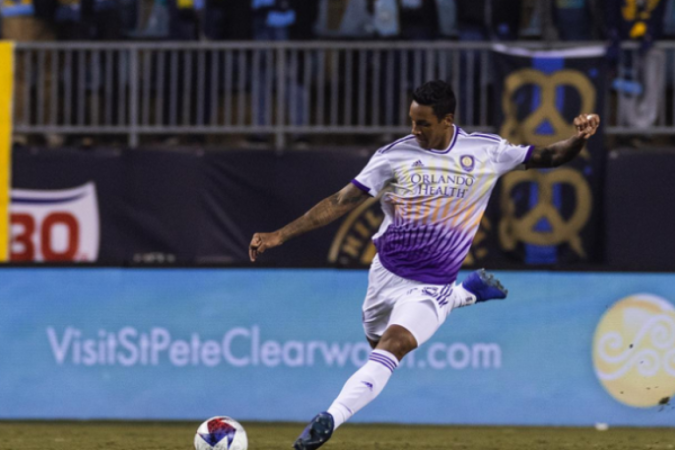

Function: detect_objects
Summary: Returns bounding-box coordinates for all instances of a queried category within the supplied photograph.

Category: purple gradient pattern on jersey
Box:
[374,224,473,284]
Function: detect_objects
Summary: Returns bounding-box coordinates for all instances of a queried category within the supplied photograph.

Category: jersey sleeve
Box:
[488,139,534,175]
[352,151,394,197]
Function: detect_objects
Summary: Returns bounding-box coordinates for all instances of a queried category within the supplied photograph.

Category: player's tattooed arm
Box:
[526,114,600,169]
[249,182,369,262]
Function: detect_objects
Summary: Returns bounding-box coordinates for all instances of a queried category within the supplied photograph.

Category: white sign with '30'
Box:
[10,182,100,262]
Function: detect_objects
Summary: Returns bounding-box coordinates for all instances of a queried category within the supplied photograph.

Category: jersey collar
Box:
[427,124,458,154]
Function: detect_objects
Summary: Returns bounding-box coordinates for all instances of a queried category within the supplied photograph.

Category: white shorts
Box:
[362,254,461,347]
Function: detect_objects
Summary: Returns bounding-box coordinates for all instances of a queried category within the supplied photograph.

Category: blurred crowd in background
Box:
[1,0,674,45]
[4,0,675,150]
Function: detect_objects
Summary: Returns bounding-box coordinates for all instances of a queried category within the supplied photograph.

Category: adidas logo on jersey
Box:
[412,160,424,168]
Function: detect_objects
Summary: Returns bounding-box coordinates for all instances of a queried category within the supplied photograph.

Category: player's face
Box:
[409,101,454,150]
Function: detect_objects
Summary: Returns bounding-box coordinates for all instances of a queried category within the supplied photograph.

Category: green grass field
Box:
[1,421,674,450]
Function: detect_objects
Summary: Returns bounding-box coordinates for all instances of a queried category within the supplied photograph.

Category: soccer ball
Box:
[194,416,248,450]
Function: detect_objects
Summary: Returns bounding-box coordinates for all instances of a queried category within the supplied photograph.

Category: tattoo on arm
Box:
[277,183,369,243]
[329,192,365,206]
[527,135,585,169]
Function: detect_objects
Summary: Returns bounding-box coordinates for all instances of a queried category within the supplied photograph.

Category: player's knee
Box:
[377,326,418,360]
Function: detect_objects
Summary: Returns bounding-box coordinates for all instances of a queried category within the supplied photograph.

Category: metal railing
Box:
[12,41,675,148]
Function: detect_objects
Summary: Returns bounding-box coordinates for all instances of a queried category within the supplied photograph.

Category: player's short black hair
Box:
[412,80,456,120]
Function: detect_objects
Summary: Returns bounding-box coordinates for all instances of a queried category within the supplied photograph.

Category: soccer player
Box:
[248,80,600,450]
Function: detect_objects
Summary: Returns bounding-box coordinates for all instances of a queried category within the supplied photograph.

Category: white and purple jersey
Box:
[351,125,533,285]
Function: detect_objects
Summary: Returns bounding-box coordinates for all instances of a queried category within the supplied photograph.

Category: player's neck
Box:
[433,124,455,151]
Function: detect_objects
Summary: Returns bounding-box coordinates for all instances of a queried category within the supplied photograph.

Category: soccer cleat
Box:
[293,412,334,450]
[461,269,508,303]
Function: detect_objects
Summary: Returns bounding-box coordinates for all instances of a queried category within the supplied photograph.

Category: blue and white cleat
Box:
[293,412,334,450]
[462,269,508,303]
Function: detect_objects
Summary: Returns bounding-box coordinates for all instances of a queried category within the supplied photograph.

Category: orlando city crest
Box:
[460,155,475,172]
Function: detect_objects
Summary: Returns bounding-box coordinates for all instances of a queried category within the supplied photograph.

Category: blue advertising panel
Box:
[0,269,673,426]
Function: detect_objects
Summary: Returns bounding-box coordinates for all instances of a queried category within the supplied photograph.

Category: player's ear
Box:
[443,113,454,127]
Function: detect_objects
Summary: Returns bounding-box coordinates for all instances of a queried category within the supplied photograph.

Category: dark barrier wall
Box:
[11,146,675,269]
[12,148,205,263]
[605,148,675,271]
[11,147,372,265]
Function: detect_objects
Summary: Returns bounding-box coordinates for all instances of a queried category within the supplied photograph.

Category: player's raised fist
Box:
[574,113,600,140]
[249,231,283,262]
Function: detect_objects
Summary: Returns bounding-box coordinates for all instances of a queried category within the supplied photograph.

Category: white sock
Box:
[326,349,399,429]
[453,282,477,307]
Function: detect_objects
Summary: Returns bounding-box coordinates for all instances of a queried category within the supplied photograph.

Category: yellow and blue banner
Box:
[0,42,13,262]
[492,45,607,265]
[1,0,34,17]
